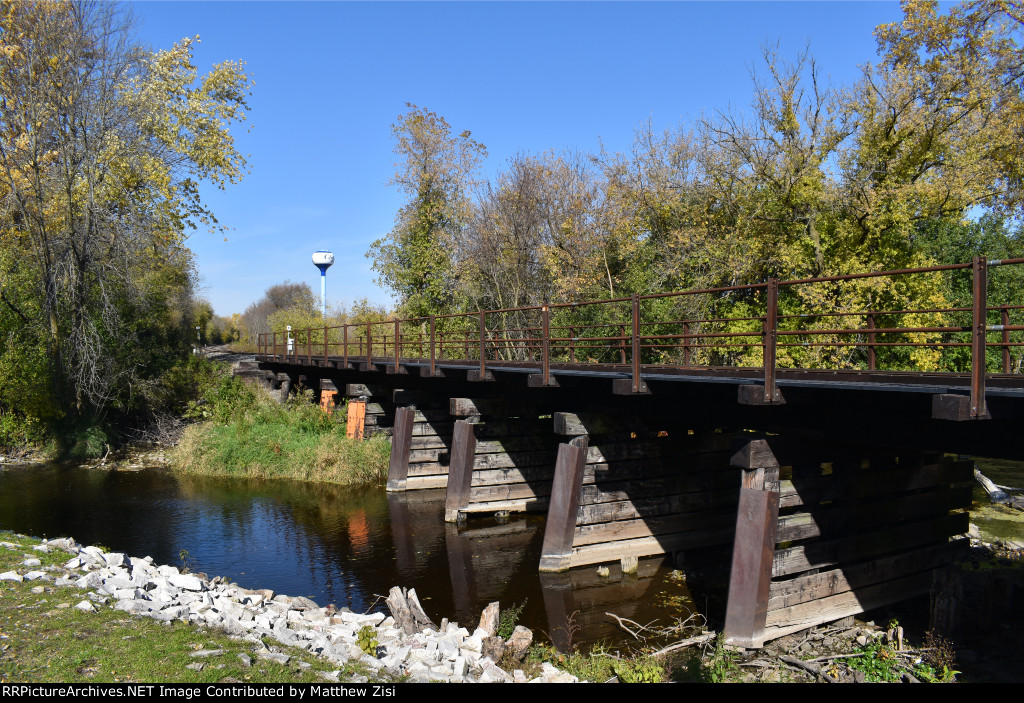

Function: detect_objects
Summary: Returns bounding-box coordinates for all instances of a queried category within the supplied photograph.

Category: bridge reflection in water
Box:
[255,258,1024,647]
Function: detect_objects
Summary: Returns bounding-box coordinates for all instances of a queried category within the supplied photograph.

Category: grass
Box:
[0,531,397,684]
[171,370,390,485]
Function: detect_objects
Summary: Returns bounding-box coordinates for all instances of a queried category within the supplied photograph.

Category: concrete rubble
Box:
[1,536,582,683]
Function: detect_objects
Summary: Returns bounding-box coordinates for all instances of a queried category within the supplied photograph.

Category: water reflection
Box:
[0,464,696,647]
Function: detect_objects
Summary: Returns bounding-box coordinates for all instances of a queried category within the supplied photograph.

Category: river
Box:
[0,462,702,650]
[1,457,1020,652]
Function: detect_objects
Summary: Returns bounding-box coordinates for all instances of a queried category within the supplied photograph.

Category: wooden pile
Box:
[725,437,972,647]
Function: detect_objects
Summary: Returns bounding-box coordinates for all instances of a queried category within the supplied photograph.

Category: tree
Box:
[839,0,1024,262]
[240,281,316,344]
[368,104,486,318]
[0,1,252,442]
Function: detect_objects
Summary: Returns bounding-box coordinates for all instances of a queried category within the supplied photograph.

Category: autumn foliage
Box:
[369,0,1024,372]
[0,1,252,450]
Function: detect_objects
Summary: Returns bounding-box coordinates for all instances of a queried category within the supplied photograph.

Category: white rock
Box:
[21,558,41,567]
[23,570,48,581]
[168,573,203,591]
[0,571,23,582]
[103,552,128,568]
[75,600,96,612]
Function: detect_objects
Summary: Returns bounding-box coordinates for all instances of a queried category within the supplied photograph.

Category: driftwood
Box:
[386,586,436,635]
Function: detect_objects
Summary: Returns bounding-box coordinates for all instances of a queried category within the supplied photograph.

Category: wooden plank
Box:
[772,513,969,577]
[385,406,416,492]
[444,420,477,522]
[405,475,449,490]
[778,460,974,508]
[573,511,737,546]
[408,448,446,464]
[464,449,560,471]
[407,462,450,477]
[724,487,780,648]
[566,531,722,569]
[539,442,588,572]
[761,572,933,644]
[470,482,551,503]
[579,476,738,506]
[775,485,973,543]
[767,540,966,610]
[409,436,450,451]
[468,436,562,455]
[460,498,547,514]
[582,453,734,485]
[576,488,741,525]
[411,420,454,436]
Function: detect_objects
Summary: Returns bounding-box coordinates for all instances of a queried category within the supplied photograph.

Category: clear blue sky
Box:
[130,0,913,317]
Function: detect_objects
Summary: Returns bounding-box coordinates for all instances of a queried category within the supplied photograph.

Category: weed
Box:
[701,634,738,683]
[356,626,379,657]
[497,598,527,639]
[847,640,900,682]
[611,656,665,683]
[178,549,197,574]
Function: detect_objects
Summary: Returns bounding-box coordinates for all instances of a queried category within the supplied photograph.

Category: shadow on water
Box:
[0,463,700,649]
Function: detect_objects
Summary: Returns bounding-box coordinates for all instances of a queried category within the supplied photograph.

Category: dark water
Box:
[0,464,699,649]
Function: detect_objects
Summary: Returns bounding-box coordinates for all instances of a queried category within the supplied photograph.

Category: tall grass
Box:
[171,372,390,485]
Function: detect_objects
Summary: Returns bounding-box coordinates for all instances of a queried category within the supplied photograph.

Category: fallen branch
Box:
[779,655,839,683]
[649,632,717,657]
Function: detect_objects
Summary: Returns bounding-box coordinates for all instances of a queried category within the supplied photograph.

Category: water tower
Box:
[312,251,334,318]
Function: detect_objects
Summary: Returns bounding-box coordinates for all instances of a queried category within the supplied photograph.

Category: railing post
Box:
[430,316,436,376]
[971,256,989,418]
[343,325,348,368]
[542,304,551,385]
[1001,306,1010,374]
[866,312,877,371]
[306,328,311,365]
[273,332,277,360]
[366,322,373,366]
[619,324,626,364]
[631,293,641,393]
[478,311,486,378]
[324,325,328,364]
[394,318,401,372]
[683,322,691,367]
[568,325,575,364]
[764,279,780,403]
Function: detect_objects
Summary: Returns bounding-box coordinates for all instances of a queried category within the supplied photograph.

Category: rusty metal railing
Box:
[258,257,1024,419]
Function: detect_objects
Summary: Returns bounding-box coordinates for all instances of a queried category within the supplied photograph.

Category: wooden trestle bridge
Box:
[253,257,1024,647]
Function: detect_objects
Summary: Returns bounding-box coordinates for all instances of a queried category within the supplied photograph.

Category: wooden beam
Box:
[539,440,588,572]
[724,440,781,648]
[932,393,972,421]
[444,420,478,522]
[346,400,366,440]
[386,406,416,492]
[737,384,786,406]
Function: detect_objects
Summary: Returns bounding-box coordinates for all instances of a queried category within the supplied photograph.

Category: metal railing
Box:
[259,257,1024,419]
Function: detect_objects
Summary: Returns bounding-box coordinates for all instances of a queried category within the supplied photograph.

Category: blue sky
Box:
[130,1,912,317]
